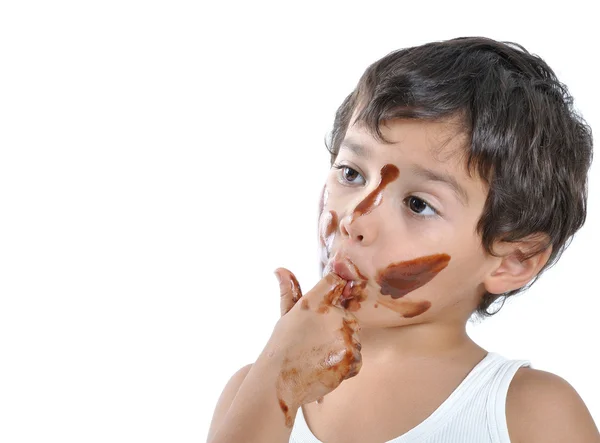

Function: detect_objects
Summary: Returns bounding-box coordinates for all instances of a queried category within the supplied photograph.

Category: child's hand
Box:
[266,268,363,418]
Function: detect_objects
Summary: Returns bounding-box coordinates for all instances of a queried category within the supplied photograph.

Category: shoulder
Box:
[207,363,254,442]
[506,367,600,442]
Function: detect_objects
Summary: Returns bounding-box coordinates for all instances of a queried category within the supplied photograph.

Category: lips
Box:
[331,260,360,281]
[327,257,367,304]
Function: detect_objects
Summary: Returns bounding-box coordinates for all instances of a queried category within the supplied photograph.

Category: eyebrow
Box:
[340,140,372,160]
[409,164,470,206]
[340,139,469,206]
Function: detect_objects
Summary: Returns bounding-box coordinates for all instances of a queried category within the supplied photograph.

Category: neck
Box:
[357,319,483,365]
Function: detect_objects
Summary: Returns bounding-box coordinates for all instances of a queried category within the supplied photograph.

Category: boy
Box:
[207,37,598,442]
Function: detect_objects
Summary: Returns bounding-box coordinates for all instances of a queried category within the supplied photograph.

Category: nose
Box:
[339,210,378,246]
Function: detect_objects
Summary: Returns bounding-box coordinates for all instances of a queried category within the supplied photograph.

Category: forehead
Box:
[342,117,469,170]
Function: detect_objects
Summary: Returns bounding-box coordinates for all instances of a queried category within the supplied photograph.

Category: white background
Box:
[1,1,598,442]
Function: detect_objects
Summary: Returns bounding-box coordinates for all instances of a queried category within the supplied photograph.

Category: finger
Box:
[344,315,361,334]
[341,316,361,350]
[347,325,362,351]
[341,310,361,339]
[345,353,363,380]
[303,272,347,308]
[275,267,303,316]
[346,337,363,380]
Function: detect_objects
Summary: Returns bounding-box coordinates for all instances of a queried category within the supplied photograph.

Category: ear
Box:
[483,234,553,295]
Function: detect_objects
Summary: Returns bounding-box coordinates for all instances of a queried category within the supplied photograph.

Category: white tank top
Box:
[290,352,530,443]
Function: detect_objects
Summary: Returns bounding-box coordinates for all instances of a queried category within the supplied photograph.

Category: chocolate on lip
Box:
[319,256,370,312]
[331,260,359,282]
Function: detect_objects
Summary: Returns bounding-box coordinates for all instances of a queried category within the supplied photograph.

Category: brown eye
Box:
[406,196,439,217]
[408,196,427,213]
[332,163,365,185]
[343,167,360,182]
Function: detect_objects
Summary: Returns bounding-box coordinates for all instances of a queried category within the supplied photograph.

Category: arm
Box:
[206,270,361,443]
[206,350,298,443]
[206,363,253,442]
[507,367,600,443]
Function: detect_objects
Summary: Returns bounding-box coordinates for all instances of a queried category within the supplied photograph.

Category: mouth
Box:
[327,257,367,304]
[331,260,359,281]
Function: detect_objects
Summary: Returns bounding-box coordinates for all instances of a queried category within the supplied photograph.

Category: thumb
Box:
[275,267,302,316]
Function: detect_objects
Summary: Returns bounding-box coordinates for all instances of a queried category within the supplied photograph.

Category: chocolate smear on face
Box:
[318,185,332,275]
[318,184,329,216]
[350,164,399,222]
[319,210,338,249]
[318,209,339,275]
[377,253,451,299]
[401,301,432,318]
[376,297,432,318]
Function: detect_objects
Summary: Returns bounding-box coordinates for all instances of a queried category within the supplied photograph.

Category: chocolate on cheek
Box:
[317,183,328,217]
[317,182,338,271]
[376,298,432,318]
[318,185,330,275]
[318,184,329,216]
[319,210,339,250]
[377,254,451,299]
[375,254,451,318]
[318,209,337,276]
[402,301,432,318]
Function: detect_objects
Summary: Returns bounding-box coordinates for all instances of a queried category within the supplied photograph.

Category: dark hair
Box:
[326,36,593,318]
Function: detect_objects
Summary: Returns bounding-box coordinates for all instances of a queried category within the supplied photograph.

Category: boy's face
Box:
[319,117,496,327]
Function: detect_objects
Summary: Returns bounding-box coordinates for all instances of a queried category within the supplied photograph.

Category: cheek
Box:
[445,254,491,296]
[367,253,451,319]
[376,254,452,299]
[443,231,491,282]
[318,210,339,251]
[317,186,339,268]
[318,184,328,216]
